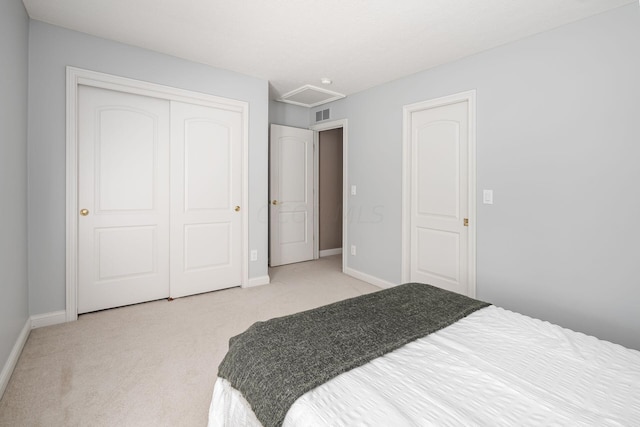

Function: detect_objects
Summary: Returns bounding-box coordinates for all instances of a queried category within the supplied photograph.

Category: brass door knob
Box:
[80,209,89,216]
[272,200,278,205]
[235,206,241,212]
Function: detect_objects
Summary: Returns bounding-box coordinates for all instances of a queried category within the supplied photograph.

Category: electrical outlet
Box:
[250,250,258,261]
[350,245,356,256]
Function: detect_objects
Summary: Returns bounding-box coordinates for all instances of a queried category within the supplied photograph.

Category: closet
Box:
[76,84,244,313]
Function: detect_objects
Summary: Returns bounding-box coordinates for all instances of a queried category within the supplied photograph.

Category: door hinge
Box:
[463,218,469,227]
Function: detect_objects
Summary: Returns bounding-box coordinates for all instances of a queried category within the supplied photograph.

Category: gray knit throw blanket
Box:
[217,282,490,427]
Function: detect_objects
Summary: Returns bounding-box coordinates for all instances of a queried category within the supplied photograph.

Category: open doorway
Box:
[268,120,347,271]
[318,128,343,258]
[311,119,348,272]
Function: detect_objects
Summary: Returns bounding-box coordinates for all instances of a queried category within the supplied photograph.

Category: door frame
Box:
[401,90,477,297]
[66,67,249,321]
[310,119,348,272]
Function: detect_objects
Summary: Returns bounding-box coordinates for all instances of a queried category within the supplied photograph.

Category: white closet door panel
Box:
[185,120,231,210]
[78,86,170,313]
[183,223,231,270]
[96,226,157,280]
[170,101,243,298]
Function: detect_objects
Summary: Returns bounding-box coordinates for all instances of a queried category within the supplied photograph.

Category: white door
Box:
[169,101,243,297]
[78,86,171,313]
[270,124,314,266]
[408,98,472,296]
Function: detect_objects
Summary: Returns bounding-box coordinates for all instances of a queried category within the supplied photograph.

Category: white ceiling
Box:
[22,0,634,102]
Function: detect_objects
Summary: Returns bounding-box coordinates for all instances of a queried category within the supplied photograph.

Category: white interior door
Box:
[78,86,170,313]
[169,101,243,298]
[270,124,314,266]
[409,99,471,296]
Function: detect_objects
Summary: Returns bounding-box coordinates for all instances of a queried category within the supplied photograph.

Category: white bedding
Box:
[209,306,640,426]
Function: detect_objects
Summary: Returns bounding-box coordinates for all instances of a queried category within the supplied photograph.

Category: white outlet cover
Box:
[483,190,494,204]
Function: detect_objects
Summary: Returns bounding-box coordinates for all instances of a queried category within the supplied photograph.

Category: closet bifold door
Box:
[77,86,171,314]
[169,101,243,298]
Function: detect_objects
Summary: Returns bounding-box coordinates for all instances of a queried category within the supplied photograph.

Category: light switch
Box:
[483,190,494,205]
[351,185,357,196]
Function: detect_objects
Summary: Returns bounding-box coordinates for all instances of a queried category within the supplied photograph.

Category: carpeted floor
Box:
[0,256,378,427]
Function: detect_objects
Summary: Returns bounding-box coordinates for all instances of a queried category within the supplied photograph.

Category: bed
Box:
[208,283,640,426]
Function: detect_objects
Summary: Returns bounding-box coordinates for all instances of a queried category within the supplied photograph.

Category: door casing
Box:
[401,90,477,297]
[66,66,249,321]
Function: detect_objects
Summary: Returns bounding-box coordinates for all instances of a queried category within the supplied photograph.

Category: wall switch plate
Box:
[250,250,258,261]
[350,245,356,256]
[351,185,357,196]
[483,190,494,204]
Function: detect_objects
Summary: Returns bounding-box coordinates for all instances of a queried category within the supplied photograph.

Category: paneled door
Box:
[78,86,171,313]
[269,124,314,266]
[77,85,244,313]
[169,101,243,298]
[407,96,473,296]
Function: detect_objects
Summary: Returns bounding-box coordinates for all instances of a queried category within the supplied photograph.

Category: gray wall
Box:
[28,21,269,316]
[312,4,640,349]
[0,0,30,375]
[269,100,310,129]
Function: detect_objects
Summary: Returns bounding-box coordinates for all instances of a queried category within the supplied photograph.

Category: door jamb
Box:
[310,119,348,273]
[401,90,476,297]
[66,67,249,321]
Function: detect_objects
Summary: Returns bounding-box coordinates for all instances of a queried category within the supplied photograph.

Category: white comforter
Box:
[209,306,640,426]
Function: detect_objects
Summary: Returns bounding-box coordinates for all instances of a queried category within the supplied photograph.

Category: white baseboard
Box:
[31,310,67,329]
[343,267,397,289]
[320,248,343,257]
[243,275,270,288]
[0,317,31,399]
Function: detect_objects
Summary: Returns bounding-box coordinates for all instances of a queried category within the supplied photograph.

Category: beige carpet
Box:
[0,256,378,427]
